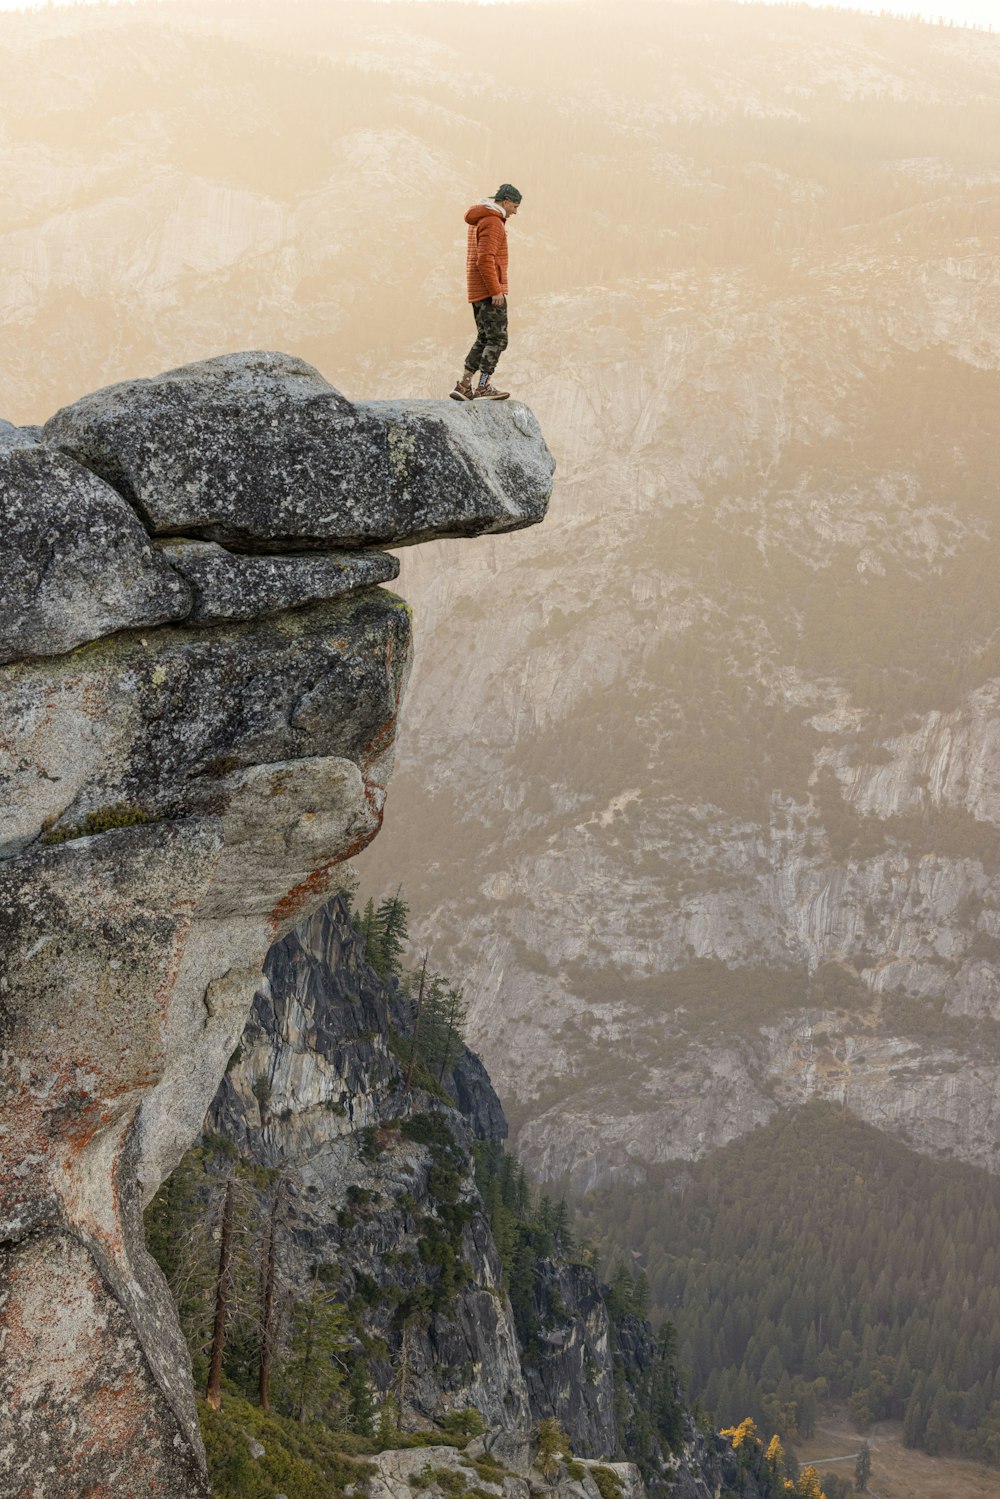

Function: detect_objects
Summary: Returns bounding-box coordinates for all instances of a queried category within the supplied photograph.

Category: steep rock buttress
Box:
[0,351,554,1498]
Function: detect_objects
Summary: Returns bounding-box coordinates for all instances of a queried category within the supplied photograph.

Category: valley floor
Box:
[797,1413,999,1499]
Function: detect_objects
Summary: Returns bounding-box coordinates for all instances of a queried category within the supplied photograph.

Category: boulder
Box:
[0,588,410,861]
[43,351,555,551]
[369,1445,527,1499]
[0,418,42,448]
[157,537,399,624]
[0,445,191,665]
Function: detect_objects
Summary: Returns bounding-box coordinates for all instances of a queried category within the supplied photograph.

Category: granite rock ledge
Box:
[0,353,554,1498]
[44,350,555,552]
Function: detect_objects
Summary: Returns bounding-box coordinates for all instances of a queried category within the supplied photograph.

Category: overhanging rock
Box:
[1,353,554,1497]
[44,350,555,551]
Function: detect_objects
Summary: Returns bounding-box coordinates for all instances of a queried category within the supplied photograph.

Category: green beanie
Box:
[495,184,522,203]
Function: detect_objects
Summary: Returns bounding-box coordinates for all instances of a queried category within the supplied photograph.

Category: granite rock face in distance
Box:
[44,350,556,551]
[2,352,553,1497]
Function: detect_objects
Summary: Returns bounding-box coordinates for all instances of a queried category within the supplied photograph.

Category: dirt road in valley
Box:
[796,1414,1000,1499]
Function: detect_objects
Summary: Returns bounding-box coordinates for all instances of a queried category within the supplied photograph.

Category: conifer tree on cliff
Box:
[375,888,409,978]
[206,1175,237,1411]
[257,1177,287,1412]
[277,1265,350,1424]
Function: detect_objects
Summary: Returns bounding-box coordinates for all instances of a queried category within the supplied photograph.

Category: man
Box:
[450,184,522,403]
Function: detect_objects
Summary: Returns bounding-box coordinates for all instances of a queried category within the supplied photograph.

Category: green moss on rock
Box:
[40,803,151,845]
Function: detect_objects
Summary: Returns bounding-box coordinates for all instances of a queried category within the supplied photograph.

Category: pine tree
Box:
[375,888,409,978]
[377,1393,400,1447]
[257,1177,286,1412]
[648,1322,685,1455]
[552,1198,574,1254]
[536,1417,570,1482]
[205,1175,236,1411]
[854,1440,871,1492]
[923,1405,945,1456]
[608,1264,636,1321]
[347,1360,376,1436]
[360,898,385,974]
[902,1386,925,1448]
[508,1236,539,1346]
[435,985,468,1084]
[276,1268,350,1424]
[403,952,429,1092]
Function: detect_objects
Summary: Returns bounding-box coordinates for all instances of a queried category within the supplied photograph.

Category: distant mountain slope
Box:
[574,1102,1000,1466]
[4,0,1000,1184]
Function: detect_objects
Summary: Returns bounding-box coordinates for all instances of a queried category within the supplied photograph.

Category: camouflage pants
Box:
[464,297,509,377]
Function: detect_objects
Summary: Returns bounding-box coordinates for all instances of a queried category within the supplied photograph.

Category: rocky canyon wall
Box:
[0,351,553,1497]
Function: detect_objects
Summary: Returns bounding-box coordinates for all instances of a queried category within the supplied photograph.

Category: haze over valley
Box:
[6,0,1000,1482]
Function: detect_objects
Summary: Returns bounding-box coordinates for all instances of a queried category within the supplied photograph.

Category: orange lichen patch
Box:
[0,1086,55,1229]
[62,1103,118,1152]
[79,1361,166,1461]
[81,677,110,720]
[360,713,397,765]
[268,861,338,937]
[2,1236,186,1494]
[335,804,385,869]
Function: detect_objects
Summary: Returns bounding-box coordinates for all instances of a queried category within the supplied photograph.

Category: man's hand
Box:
[491,293,506,307]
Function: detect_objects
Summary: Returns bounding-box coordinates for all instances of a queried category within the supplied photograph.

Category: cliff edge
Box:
[0,352,554,1498]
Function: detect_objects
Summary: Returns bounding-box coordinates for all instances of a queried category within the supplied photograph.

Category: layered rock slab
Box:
[44,350,556,551]
[0,588,409,860]
[158,537,399,623]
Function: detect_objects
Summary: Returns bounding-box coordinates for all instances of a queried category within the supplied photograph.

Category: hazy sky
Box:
[0,0,995,23]
[761,0,997,24]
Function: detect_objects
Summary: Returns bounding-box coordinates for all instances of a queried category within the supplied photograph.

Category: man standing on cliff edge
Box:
[450,184,522,403]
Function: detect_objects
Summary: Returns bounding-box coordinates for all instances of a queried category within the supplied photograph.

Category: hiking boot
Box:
[472,381,510,401]
[449,374,475,402]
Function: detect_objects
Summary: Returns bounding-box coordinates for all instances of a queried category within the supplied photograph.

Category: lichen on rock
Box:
[0,443,191,666]
[157,537,400,624]
[44,350,555,552]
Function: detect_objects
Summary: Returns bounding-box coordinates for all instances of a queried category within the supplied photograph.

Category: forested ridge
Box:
[576,1103,1000,1466]
[143,891,693,1496]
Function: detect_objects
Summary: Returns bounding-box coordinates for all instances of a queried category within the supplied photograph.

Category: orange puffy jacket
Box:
[465,202,509,302]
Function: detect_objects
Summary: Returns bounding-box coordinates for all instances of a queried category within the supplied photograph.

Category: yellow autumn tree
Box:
[794,1464,826,1499]
[720,1416,759,1450]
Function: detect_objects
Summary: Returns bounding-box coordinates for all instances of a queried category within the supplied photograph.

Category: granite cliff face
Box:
[207,897,531,1434]
[195,893,751,1499]
[4,0,1000,1196]
[0,352,553,1497]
